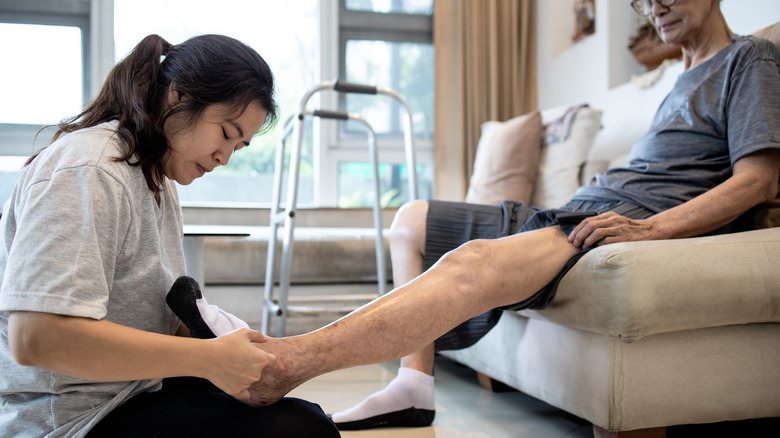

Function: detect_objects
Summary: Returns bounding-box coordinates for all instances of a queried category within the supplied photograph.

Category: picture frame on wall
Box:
[572,0,596,42]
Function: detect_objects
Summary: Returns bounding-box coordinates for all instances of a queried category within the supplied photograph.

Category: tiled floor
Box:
[205,284,780,438]
[291,357,593,438]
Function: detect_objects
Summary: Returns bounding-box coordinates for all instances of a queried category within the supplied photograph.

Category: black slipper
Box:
[329,407,435,430]
[165,275,216,339]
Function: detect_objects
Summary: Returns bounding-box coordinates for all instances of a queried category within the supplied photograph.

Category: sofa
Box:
[441,24,780,437]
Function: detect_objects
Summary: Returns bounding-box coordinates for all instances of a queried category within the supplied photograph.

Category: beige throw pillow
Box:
[465,110,543,205]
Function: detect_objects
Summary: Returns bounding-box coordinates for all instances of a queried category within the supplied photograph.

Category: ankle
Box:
[263,336,320,386]
[399,364,433,376]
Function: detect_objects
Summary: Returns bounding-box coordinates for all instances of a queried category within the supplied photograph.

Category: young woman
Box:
[0,34,339,437]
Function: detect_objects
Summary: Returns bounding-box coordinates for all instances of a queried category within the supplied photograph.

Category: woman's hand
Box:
[568,212,660,249]
[203,328,275,404]
[8,312,275,405]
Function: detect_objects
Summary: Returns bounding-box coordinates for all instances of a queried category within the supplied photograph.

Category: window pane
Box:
[114,0,318,205]
[344,39,433,139]
[338,161,432,208]
[0,24,82,125]
[345,0,433,15]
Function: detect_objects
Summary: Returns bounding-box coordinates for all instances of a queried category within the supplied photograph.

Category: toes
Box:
[166,276,216,339]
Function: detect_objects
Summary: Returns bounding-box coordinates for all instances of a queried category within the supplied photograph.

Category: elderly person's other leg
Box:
[388,201,438,376]
[330,200,437,428]
[248,225,579,407]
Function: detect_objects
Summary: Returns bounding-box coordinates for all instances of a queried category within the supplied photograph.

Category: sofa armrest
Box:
[519,227,780,342]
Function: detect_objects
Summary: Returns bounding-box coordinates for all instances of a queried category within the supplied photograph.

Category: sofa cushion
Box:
[531,105,603,209]
[203,227,390,284]
[465,110,542,205]
[519,227,780,342]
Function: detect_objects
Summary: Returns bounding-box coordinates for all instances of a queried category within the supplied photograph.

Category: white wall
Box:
[535,0,780,111]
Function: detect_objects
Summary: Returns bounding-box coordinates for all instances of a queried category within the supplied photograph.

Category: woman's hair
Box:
[32,34,277,195]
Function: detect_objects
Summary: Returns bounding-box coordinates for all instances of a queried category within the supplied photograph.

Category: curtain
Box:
[433,0,537,201]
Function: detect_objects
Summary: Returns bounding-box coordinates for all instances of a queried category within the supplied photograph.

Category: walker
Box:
[261,79,418,337]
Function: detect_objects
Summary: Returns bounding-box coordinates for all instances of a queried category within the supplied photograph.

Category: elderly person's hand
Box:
[568,212,659,248]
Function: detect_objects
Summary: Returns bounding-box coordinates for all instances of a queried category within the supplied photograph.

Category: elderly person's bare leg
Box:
[388,201,437,375]
[247,224,579,407]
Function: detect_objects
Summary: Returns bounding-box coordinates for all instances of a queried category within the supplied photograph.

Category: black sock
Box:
[166,276,216,339]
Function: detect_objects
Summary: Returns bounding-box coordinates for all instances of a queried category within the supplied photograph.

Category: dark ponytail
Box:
[32,34,277,196]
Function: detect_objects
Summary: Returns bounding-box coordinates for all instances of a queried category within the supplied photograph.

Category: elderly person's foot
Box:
[329,367,435,430]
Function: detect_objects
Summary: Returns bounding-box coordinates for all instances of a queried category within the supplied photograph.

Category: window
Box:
[0,23,83,125]
[320,0,434,208]
[344,0,432,15]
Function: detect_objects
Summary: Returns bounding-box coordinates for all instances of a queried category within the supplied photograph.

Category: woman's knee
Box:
[88,391,339,438]
[259,398,340,437]
[197,397,339,437]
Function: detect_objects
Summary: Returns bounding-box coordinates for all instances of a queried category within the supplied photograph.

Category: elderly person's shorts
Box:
[427,199,654,351]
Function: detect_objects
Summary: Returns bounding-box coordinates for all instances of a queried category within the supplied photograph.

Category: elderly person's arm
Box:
[569,148,780,248]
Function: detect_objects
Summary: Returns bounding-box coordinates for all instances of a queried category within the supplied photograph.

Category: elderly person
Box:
[325,0,779,429]
[176,0,780,430]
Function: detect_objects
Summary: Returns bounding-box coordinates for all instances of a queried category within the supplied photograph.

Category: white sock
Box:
[195,296,250,336]
[331,367,435,423]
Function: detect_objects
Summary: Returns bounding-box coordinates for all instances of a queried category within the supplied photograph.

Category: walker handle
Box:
[312,109,350,120]
[333,79,378,95]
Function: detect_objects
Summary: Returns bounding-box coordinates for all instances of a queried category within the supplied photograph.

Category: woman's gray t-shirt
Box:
[574,35,780,212]
[0,121,186,437]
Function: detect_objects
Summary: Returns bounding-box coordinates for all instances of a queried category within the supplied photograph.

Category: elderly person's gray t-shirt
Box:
[574,35,780,212]
[0,121,186,438]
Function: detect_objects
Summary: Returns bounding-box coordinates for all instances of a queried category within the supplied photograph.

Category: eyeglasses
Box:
[630,0,678,16]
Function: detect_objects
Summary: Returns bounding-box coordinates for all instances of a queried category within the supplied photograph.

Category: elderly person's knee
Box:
[436,238,496,276]
[390,200,428,248]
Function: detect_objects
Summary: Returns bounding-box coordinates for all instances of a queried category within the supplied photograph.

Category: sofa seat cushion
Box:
[519,227,780,342]
[203,227,390,284]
